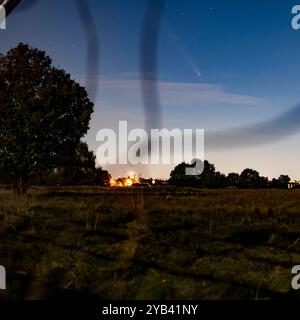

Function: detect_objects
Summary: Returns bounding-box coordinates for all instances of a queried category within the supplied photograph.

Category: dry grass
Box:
[0,186,299,299]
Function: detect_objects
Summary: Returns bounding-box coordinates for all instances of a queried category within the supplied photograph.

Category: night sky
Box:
[1,0,300,179]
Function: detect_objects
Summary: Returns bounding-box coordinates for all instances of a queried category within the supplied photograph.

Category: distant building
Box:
[288,180,300,189]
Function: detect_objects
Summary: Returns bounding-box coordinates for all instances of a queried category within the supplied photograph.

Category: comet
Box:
[167,28,202,80]
[176,41,202,79]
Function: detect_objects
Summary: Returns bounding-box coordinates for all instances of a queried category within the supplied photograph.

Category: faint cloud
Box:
[89,74,266,107]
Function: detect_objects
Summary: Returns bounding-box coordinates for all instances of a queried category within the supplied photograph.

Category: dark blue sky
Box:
[1,0,300,178]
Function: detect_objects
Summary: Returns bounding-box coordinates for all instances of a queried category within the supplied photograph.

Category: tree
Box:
[200,161,216,188]
[31,142,111,186]
[0,43,94,193]
[270,175,290,189]
[239,169,268,189]
[211,171,227,189]
[169,159,218,188]
[62,142,96,185]
[94,167,111,186]
[56,142,111,186]
[169,162,198,187]
[226,173,240,187]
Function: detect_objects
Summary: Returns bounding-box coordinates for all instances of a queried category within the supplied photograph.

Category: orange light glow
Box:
[110,179,116,187]
[109,174,139,187]
[125,178,133,186]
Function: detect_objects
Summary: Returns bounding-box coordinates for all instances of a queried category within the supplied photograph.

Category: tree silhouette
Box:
[270,175,290,189]
[31,142,111,186]
[226,173,240,187]
[0,43,94,193]
[239,169,268,189]
[169,160,218,188]
[62,142,96,185]
[169,161,274,189]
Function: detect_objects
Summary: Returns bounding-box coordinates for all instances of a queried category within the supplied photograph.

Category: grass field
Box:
[0,186,299,300]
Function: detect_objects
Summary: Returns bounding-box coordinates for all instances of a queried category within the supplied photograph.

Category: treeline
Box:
[0,142,111,187]
[169,160,291,189]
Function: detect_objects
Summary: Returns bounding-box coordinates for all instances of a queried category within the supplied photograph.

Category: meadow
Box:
[0,186,299,300]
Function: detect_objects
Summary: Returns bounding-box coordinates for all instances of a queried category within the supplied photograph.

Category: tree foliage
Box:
[32,142,111,186]
[0,43,94,192]
[169,160,226,188]
[239,168,268,189]
[169,161,289,189]
[270,175,290,189]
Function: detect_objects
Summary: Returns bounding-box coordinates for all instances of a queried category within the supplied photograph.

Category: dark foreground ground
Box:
[0,186,299,300]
